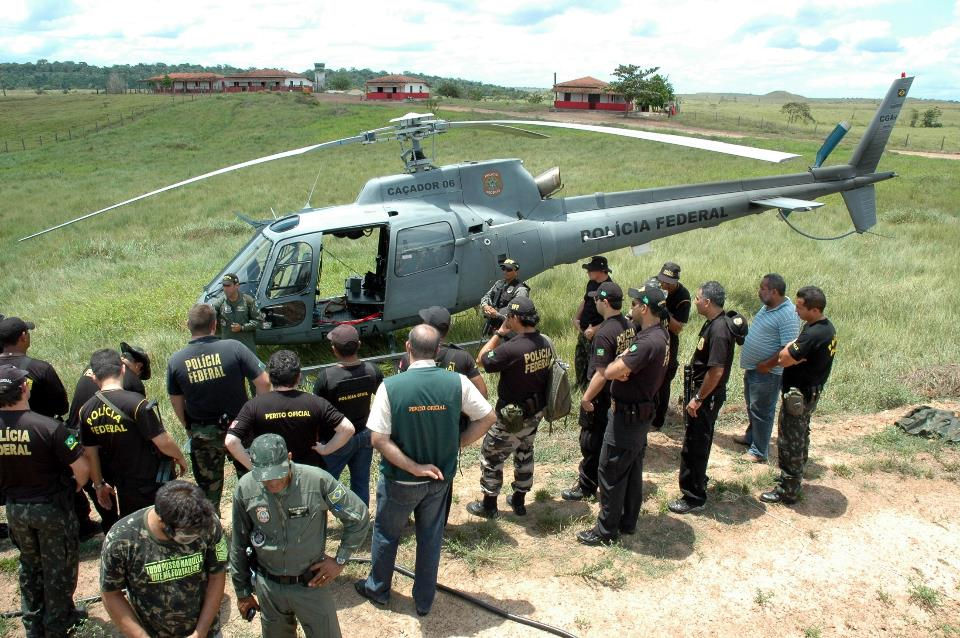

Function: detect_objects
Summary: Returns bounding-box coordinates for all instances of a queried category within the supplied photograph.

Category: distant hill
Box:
[0,60,531,98]
[763,90,807,101]
[680,90,808,103]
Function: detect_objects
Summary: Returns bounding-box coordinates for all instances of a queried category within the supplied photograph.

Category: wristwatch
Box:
[335,555,349,566]
[93,480,106,489]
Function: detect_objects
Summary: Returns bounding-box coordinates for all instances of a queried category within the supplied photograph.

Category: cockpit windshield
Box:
[220,232,273,290]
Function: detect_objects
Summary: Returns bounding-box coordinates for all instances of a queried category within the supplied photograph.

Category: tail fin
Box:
[849,75,914,175]
[842,184,876,233]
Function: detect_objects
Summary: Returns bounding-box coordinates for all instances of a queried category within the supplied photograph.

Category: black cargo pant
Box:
[678,390,725,506]
[576,389,611,496]
[596,407,650,539]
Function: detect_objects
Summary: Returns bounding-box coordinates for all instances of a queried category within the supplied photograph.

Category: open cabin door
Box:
[257,234,320,342]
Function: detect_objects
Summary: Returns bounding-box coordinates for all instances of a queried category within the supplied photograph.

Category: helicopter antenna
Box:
[305,163,324,208]
[270,208,278,219]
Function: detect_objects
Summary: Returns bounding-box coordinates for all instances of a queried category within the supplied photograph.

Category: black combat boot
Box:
[466,494,498,518]
[506,492,526,516]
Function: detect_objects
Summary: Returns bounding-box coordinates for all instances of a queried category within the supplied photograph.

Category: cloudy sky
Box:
[3,0,958,99]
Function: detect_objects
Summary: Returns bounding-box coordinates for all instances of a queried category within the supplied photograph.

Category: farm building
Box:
[222,69,313,93]
[365,75,430,100]
[143,72,224,93]
[553,76,631,111]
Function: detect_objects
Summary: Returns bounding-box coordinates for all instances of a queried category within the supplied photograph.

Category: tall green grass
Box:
[1,91,958,438]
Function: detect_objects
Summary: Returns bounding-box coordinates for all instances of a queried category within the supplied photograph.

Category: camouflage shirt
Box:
[212,292,259,352]
[100,507,228,638]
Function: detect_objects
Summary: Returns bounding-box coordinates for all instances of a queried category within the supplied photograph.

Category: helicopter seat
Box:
[344,276,384,316]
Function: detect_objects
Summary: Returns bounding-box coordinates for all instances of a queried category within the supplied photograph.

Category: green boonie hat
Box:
[249,434,290,482]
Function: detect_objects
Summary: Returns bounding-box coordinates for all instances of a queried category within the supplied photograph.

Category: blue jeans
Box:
[323,429,373,506]
[743,369,782,459]
[364,476,449,614]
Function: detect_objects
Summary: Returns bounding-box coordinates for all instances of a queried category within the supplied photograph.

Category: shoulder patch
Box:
[629,344,637,352]
[487,351,495,358]
[596,347,605,356]
[697,337,705,351]
[215,536,228,562]
[65,434,79,450]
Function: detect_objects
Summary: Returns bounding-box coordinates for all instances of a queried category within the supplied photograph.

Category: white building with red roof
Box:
[221,69,313,93]
[553,76,631,112]
[143,72,223,93]
[364,75,430,100]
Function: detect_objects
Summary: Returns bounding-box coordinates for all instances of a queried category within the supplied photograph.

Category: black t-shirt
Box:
[0,352,69,419]
[313,362,383,431]
[227,390,344,467]
[579,277,613,330]
[783,318,837,390]
[611,324,669,404]
[0,409,84,499]
[79,389,164,483]
[483,331,551,408]
[690,315,736,390]
[68,368,145,428]
[588,314,636,381]
[166,336,264,422]
[399,343,481,379]
[664,283,692,356]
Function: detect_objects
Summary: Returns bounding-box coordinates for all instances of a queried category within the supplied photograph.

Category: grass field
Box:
[1,89,959,431]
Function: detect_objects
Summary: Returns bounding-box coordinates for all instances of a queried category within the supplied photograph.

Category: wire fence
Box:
[671,110,957,154]
[1,92,215,154]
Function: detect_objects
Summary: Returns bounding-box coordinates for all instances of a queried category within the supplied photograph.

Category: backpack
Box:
[540,335,572,424]
[724,310,749,346]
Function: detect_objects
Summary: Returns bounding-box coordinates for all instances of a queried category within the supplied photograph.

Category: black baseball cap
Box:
[657,262,681,285]
[327,324,360,348]
[588,281,623,301]
[500,259,519,271]
[418,306,451,334]
[0,365,29,398]
[628,283,667,311]
[506,296,536,316]
[120,342,152,381]
[581,255,611,273]
[0,317,34,344]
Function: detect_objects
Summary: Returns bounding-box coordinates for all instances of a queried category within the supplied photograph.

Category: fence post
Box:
[738,115,741,126]
[21,138,25,150]
[760,117,764,129]
[120,112,124,125]
[96,121,99,132]
[39,135,42,146]
[941,137,946,151]
[814,123,818,134]
[904,134,909,147]
[69,128,72,140]
[55,132,58,142]
[4,141,8,153]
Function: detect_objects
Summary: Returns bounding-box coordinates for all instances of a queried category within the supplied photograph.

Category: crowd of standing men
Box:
[0,257,836,636]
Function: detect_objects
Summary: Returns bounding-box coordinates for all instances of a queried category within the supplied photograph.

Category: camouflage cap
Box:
[500,258,519,271]
[221,273,240,285]
[249,434,290,482]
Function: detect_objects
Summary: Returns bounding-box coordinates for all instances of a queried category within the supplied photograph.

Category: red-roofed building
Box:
[143,72,223,93]
[222,69,313,93]
[553,76,631,111]
[365,75,430,100]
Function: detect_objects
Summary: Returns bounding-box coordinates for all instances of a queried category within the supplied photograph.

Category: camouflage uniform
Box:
[776,391,820,500]
[479,416,540,495]
[189,426,229,505]
[8,501,80,638]
[479,279,530,336]
[574,333,591,392]
[212,293,259,353]
[100,507,228,638]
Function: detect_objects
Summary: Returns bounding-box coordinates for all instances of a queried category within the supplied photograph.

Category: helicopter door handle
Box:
[454,262,459,273]
[583,231,615,242]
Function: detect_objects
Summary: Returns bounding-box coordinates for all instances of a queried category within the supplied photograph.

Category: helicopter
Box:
[20,74,913,345]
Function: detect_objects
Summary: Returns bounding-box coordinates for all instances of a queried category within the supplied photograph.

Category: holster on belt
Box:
[683,364,694,426]
[614,400,654,424]
[783,387,805,416]
[498,403,526,433]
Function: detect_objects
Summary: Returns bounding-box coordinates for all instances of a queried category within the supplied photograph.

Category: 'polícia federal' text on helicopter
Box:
[20,74,914,345]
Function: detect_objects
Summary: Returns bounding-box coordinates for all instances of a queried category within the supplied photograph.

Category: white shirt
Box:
[367,359,492,436]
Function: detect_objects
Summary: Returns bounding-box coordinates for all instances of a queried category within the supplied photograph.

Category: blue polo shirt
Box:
[739,299,799,375]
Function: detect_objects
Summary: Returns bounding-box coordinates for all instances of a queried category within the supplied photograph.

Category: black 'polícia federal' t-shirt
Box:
[483,331,551,409]
[782,318,837,390]
[0,410,84,499]
[79,389,165,484]
[690,315,735,391]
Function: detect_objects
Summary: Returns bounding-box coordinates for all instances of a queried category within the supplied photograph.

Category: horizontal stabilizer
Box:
[751,197,825,212]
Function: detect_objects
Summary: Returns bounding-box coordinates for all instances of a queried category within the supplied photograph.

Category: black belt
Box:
[612,400,653,413]
[257,568,310,586]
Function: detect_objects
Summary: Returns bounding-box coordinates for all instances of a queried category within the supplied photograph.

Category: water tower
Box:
[314,63,326,92]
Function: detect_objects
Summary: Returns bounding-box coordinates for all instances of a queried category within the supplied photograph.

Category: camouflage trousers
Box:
[189,427,226,506]
[776,390,821,500]
[479,416,541,496]
[574,332,591,392]
[7,501,79,638]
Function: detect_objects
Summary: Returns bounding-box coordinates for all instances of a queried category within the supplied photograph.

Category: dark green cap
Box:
[249,434,290,481]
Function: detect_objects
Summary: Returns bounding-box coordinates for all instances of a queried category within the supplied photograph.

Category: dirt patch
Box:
[890,150,960,160]
[2,403,959,637]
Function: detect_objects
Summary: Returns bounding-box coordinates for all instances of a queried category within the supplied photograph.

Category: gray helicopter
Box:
[20,75,913,345]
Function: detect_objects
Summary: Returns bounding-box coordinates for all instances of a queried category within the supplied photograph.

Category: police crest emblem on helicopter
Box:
[482,171,503,196]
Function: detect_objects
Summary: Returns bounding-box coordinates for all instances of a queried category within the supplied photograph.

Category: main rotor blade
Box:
[18,133,372,242]
[445,121,549,139]
[456,120,800,163]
